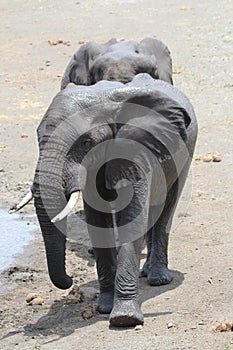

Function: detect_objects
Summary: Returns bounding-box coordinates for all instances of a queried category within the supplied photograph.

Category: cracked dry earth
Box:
[0,0,233,349]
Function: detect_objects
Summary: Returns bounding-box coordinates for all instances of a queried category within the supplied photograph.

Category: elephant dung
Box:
[62,285,84,304]
[26,293,45,305]
[196,152,222,163]
[81,305,99,320]
[214,320,233,332]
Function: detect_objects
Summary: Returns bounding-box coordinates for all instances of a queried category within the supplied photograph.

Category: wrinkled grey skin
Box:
[32,39,197,327]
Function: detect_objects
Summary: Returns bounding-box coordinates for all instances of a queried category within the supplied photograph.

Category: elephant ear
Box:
[138,38,173,84]
[61,39,117,89]
[105,82,193,191]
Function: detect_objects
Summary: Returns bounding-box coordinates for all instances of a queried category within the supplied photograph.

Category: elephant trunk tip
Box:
[50,273,73,290]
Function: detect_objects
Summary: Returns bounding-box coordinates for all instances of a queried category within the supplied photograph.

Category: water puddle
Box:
[0,204,37,273]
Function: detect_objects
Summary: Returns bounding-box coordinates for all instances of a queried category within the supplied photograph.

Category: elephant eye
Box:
[82,139,92,150]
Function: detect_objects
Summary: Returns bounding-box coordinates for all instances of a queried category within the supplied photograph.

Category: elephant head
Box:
[61,37,173,89]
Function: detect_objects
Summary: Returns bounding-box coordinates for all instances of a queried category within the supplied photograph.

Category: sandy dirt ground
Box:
[0,0,233,349]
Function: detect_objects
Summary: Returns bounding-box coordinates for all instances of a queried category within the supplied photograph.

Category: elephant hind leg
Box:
[94,290,115,314]
[147,165,189,286]
[141,226,173,285]
[140,229,152,277]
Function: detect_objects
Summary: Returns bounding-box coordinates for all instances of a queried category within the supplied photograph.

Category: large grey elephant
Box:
[10,39,197,327]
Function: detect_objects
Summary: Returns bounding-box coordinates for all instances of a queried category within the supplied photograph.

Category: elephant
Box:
[9,39,197,327]
[60,37,173,88]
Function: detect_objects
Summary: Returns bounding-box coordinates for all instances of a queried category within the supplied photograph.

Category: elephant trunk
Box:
[35,197,72,289]
[33,151,73,290]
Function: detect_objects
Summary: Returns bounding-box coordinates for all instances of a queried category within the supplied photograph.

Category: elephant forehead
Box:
[41,74,193,139]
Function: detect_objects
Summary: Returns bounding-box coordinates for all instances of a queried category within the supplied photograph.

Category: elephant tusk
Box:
[51,191,80,224]
[9,189,33,214]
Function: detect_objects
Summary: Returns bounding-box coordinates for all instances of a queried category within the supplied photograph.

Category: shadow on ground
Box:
[2,267,184,345]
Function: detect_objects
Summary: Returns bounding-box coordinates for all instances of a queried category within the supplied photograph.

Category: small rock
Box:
[35,344,41,349]
[202,153,213,162]
[190,326,197,330]
[21,133,28,138]
[167,322,174,329]
[78,39,87,44]
[212,152,222,162]
[29,297,45,306]
[26,293,44,305]
[223,36,233,43]
[48,39,70,46]
[26,293,38,303]
[134,325,143,331]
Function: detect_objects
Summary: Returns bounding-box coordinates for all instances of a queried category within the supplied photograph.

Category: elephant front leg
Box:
[84,201,117,314]
[109,181,150,326]
[93,247,117,313]
[109,238,144,327]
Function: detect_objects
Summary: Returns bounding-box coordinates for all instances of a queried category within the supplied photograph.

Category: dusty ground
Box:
[0,0,233,349]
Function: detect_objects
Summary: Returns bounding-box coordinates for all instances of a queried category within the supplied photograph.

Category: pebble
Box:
[26,293,38,303]
[26,293,44,305]
[29,297,45,306]
[212,152,222,162]
[78,39,87,44]
[202,153,213,162]
[167,322,174,329]
[134,325,143,331]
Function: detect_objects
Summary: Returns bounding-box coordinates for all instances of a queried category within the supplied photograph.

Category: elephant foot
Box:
[147,265,173,286]
[141,260,150,277]
[94,291,114,314]
[109,299,143,327]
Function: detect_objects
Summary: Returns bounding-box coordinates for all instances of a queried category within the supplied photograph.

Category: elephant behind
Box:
[61,37,173,88]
